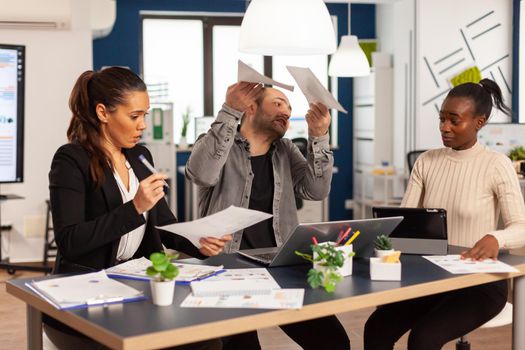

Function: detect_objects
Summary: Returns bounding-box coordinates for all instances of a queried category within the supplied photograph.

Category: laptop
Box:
[372,207,448,255]
[237,217,403,267]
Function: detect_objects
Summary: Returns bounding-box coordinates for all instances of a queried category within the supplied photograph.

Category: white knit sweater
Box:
[402,141,525,249]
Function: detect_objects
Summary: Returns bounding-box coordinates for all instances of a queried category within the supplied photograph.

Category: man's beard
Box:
[254,111,288,139]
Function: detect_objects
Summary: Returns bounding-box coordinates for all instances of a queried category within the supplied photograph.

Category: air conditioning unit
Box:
[91,0,116,39]
[0,0,71,30]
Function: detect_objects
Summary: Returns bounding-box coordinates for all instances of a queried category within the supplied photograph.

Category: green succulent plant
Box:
[146,252,180,282]
[374,234,393,250]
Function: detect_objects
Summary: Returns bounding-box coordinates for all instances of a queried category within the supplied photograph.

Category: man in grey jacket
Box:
[186,82,349,350]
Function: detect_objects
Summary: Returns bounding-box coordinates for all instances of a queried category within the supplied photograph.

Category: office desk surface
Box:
[7,251,525,350]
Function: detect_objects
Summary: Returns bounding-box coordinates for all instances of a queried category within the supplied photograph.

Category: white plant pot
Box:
[370,257,402,281]
[374,248,395,258]
[178,136,188,150]
[313,242,353,277]
[150,279,175,306]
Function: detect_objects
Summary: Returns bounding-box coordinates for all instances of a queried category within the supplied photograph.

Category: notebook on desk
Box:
[26,271,145,310]
[373,207,448,255]
[237,217,403,266]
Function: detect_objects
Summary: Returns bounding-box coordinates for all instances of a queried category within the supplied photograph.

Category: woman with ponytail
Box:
[46,67,227,350]
[364,79,525,349]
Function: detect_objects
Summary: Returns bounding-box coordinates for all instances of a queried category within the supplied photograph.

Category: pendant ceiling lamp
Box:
[328,35,371,77]
[239,0,337,55]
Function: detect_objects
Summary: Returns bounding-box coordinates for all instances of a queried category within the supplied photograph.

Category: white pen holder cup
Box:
[370,258,401,281]
[313,242,353,277]
[150,280,175,306]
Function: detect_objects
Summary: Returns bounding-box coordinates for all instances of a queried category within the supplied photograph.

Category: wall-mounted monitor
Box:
[0,44,24,183]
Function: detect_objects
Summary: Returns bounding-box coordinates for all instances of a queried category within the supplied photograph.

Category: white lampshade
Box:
[328,35,371,77]
[239,0,337,55]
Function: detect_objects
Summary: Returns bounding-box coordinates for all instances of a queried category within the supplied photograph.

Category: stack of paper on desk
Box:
[106,257,225,284]
[181,289,305,309]
[26,271,145,310]
[182,268,304,309]
[190,268,280,296]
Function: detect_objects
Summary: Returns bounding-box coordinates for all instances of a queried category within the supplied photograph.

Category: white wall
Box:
[376,0,513,171]
[376,0,415,174]
[416,0,513,150]
[0,1,92,261]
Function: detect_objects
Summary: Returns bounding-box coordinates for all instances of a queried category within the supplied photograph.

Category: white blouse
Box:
[114,160,148,261]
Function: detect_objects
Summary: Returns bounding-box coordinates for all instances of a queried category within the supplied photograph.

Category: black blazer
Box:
[49,143,203,274]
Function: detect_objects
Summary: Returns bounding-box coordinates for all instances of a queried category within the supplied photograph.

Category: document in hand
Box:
[423,255,520,274]
[157,205,273,248]
[286,66,347,113]
[106,257,225,284]
[190,268,280,297]
[238,59,294,91]
[26,271,145,310]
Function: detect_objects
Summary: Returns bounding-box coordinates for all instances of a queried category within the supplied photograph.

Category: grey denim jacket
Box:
[185,104,334,253]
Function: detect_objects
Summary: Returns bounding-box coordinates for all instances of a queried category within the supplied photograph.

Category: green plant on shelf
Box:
[508,146,525,161]
[146,252,180,282]
[295,243,354,293]
[181,106,191,139]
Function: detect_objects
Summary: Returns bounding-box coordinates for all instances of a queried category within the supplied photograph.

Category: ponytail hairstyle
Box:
[446,78,512,121]
[67,67,147,187]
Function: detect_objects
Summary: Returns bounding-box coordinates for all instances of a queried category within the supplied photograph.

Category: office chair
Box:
[406,150,427,173]
[291,137,308,210]
[456,302,513,349]
[43,200,57,268]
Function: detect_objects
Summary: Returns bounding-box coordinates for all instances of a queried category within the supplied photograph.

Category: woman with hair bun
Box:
[46,67,228,350]
[364,79,525,350]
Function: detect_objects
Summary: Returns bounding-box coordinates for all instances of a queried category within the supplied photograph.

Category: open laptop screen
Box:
[372,207,447,240]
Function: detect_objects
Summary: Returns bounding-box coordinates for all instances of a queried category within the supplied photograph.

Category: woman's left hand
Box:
[198,234,233,256]
[461,234,500,260]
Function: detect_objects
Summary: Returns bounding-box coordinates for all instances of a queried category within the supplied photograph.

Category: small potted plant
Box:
[146,251,179,306]
[295,242,354,293]
[374,234,394,258]
[507,146,525,173]
[179,106,191,149]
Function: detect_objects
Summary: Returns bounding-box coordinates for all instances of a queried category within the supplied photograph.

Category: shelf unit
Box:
[353,66,400,218]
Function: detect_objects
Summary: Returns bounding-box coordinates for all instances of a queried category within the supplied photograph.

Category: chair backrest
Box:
[291,137,308,210]
[43,199,57,266]
[291,137,308,157]
[407,150,427,173]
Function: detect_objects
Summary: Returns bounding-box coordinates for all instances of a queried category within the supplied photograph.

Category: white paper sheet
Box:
[423,255,519,274]
[238,60,294,91]
[157,205,272,248]
[106,257,224,283]
[286,65,347,113]
[180,289,304,309]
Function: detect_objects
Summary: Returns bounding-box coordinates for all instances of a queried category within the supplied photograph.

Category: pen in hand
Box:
[138,154,170,188]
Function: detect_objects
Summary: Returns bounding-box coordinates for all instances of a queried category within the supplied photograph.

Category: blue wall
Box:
[93,0,376,221]
[329,4,375,221]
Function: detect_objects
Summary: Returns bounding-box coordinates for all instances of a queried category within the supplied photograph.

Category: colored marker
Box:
[344,230,360,246]
[336,227,352,245]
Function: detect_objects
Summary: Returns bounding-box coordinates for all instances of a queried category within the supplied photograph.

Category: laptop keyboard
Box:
[253,253,277,261]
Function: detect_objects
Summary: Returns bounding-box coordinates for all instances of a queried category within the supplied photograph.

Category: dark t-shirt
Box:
[240,152,276,249]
